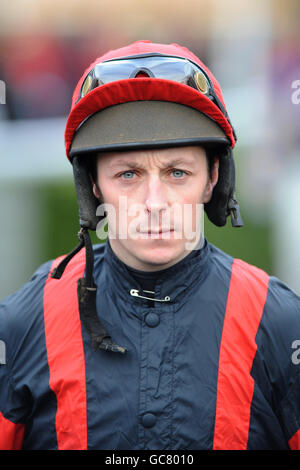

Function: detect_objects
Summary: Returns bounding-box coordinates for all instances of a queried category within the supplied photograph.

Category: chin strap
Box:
[204,146,244,228]
[228,197,243,228]
[51,227,127,354]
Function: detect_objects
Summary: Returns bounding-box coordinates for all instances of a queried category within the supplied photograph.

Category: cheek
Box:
[97,177,115,203]
[180,178,208,205]
[202,180,213,203]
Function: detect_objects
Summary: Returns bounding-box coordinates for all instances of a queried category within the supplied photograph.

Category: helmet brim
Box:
[65,78,236,160]
[69,100,229,159]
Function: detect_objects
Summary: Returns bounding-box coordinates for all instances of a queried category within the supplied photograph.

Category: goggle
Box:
[78,54,229,119]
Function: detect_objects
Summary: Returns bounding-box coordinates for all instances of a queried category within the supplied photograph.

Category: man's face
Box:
[93,146,219,271]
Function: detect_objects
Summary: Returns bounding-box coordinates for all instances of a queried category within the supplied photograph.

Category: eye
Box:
[120,170,136,179]
[171,169,186,178]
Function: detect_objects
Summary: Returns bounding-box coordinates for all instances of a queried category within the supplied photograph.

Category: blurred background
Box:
[0,0,299,300]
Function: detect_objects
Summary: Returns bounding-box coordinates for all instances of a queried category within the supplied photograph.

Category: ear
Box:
[92,181,101,199]
[90,172,101,199]
[203,157,219,203]
[90,174,104,204]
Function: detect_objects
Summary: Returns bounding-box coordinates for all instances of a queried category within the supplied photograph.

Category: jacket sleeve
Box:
[0,260,53,450]
[279,297,300,450]
[0,411,25,450]
[0,318,26,449]
[264,277,300,449]
[277,370,300,450]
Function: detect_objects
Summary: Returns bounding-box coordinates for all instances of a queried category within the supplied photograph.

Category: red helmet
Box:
[65,40,236,160]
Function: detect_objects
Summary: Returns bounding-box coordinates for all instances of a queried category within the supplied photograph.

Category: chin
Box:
[132,240,186,269]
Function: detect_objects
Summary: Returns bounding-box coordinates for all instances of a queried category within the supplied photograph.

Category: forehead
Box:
[97,146,207,168]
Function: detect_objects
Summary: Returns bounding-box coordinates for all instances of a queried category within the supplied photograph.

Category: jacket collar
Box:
[101,237,210,307]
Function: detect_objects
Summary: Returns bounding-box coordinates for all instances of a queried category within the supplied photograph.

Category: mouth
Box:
[138,229,175,239]
[141,229,174,234]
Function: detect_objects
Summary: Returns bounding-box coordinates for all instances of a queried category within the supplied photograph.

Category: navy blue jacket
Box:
[0,239,300,450]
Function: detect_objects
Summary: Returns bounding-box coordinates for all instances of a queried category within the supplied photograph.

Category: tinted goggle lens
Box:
[79,56,212,100]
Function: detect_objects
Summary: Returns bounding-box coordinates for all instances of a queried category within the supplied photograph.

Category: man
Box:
[0,40,300,451]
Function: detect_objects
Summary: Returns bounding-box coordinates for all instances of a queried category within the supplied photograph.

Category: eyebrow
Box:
[109,158,195,169]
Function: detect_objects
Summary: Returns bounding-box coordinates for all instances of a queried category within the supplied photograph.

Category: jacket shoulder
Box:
[262,275,300,338]
[207,243,269,291]
[208,242,300,322]
[207,242,234,275]
[0,260,53,357]
[0,259,53,313]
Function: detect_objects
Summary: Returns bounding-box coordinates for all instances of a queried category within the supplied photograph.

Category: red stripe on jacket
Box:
[43,250,87,450]
[0,412,25,450]
[289,429,300,450]
[213,259,269,450]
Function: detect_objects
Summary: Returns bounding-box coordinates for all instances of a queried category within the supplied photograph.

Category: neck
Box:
[108,235,205,272]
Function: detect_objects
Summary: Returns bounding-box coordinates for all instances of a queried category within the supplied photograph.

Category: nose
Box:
[144,176,168,213]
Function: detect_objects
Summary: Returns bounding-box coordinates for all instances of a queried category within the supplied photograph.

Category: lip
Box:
[138,229,175,239]
[141,229,174,234]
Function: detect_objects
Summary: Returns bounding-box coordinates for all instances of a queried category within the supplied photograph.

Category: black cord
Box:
[81,227,95,288]
[50,229,85,279]
[51,227,127,354]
